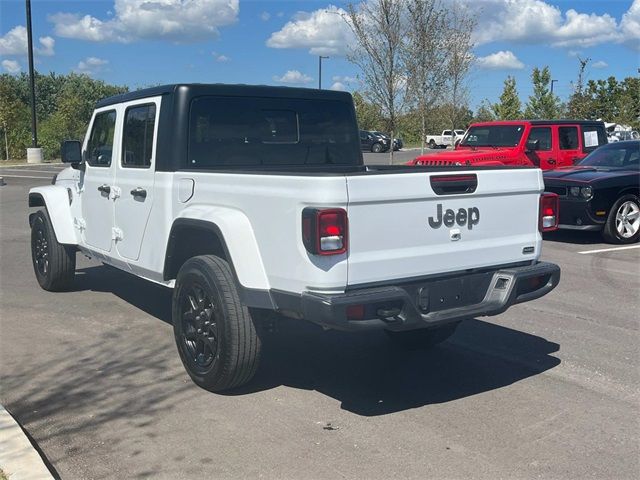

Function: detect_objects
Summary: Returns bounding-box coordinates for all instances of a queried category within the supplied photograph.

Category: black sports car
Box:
[543,140,639,244]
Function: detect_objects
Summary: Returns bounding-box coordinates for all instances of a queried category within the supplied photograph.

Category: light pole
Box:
[25,0,37,148]
[550,79,558,95]
[25,0,42,163]
[318,56,329,89]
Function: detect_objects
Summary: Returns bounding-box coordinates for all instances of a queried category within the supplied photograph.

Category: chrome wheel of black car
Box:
[179,283,219,372]
[33,226,49,275]
[603,194,640,244]
[615,200,640,239]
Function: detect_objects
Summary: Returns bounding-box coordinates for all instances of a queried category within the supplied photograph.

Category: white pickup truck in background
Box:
[426,129,466,149]
[28,84,560,392]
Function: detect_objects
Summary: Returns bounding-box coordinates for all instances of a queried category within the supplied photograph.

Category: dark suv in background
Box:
[360,130,390,153]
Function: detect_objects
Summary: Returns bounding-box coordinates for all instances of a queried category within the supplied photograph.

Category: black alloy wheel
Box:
[178,283,220,373]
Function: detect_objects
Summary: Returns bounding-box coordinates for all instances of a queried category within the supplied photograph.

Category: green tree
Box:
[0,71,128,160]
[524,66,561,119]
[352,91,384,131]
[0,76,31,160]
[474,100,496,122]
[566,56,590,119]
[492,76,522,120]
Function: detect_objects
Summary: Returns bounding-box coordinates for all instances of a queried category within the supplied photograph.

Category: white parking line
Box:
[0,163,62,168]
[578,245,640,255]
[1,169,61,174]
[0,174,53,180]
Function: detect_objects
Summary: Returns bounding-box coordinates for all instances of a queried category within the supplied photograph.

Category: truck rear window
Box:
[187,96,361,168]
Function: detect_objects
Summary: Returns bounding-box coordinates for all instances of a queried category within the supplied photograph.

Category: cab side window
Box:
[86,110,116,167]
[122,104,156,168]
[526,127,552,151]
[559,126,579,150]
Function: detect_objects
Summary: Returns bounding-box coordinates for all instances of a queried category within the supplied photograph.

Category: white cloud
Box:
[75,57,109,76]
[266,5,353,56]
[272,70,313,85]
[621,0,640,51]
[332,75,356,83]
[50,0,239,43]
[476,50,524,70]
[1,59,21,74]
[211,51,229,62]
[0,26,55,56]
[471,0,621,48]
[592,60,608,69]
[260,12,271,22]
[330,81,346,91]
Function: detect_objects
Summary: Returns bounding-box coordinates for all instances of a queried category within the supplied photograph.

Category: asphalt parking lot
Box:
[1,161,639,480]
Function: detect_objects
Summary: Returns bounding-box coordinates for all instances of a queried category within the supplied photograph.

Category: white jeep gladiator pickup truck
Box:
[29,84,560,392]
[426,129,466,149]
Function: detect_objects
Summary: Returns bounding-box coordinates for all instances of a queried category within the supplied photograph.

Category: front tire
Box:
[30,210,75,291]
[172,255,261,392]
[602,194,640,244]
[386,322,460,350]
[371,143,383,153]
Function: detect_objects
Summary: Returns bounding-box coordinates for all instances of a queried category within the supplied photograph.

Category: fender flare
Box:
[28,186,78,245]
[164,206,270,292]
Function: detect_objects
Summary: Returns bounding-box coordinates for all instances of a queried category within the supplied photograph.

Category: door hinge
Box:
[110,186,122,200]
[111,227,124,242]
[74,217,86,231]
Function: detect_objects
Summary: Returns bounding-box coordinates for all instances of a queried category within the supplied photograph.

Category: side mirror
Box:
[61,140,82,164]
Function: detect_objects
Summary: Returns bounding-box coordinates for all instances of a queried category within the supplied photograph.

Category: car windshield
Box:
[578,142,640,168]
[460,125,525,147]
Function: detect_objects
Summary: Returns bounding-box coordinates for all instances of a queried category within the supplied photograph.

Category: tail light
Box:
[539,193,559,232]
[302,208,348,255]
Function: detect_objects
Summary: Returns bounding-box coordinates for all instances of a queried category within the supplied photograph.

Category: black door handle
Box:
[98,184,111,194]
[130,187,147,199]
[548,159,556,165]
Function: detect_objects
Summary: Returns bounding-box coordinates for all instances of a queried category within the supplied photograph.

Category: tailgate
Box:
[346,169,543,287]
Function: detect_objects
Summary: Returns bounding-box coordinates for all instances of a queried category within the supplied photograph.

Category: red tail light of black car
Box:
[302,208,348,255]
[539,193,560,232]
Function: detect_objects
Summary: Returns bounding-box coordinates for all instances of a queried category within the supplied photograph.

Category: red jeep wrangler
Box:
[410,120,608,170]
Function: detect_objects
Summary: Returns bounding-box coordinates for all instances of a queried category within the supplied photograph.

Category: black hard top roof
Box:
[471,119,606,127]
[528,119,606,126]
[95,83,353,108]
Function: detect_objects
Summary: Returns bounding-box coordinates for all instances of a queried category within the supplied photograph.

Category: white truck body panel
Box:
[345,169,543,286]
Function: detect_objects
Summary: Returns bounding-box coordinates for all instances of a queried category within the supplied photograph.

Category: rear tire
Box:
[30,209,75,291]
[371,143,383,153]
[602,194,640,244]
[428,140,436,149]
[172,255,261,392]
[386,322,460,350]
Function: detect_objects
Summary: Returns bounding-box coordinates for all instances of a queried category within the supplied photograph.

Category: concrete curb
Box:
[0,405,54,480]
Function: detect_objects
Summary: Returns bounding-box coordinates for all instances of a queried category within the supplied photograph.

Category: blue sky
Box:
[1,0,638,111]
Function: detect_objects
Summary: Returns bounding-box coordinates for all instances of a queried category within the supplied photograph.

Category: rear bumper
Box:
[295,262,560,331]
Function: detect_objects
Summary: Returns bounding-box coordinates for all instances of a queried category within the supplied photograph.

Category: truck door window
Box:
[122,103,156,168]
[582,125,607,153]
[526,127,551,150]
[559,126,579,150]
[86,110,116,167]
[443,130,452,136]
